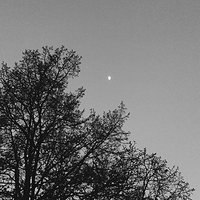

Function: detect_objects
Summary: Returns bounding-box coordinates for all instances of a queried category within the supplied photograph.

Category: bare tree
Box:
[126,148,194,200]
[0,46,194,200]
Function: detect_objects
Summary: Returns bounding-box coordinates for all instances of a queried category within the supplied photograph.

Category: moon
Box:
[108,75,111,80]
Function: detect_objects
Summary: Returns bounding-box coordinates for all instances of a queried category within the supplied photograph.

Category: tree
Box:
[80,142,194,200]
[124,147,195,200]
[0,46,194,200]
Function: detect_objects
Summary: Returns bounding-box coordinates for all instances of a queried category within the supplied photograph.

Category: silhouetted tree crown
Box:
[0,46,194,200]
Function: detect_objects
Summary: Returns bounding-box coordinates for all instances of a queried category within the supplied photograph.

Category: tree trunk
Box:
[23,165,31,200]
[14,164,21,200]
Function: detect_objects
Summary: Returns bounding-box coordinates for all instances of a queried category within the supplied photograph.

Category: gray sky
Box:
[0,0,199,199]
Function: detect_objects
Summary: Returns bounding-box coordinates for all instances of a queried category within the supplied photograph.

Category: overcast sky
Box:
[0,0,199,199]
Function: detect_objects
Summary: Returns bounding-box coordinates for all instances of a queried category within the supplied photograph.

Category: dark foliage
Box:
[0,46,194,200]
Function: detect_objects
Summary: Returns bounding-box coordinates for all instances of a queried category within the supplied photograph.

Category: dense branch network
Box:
[0,46,194,200]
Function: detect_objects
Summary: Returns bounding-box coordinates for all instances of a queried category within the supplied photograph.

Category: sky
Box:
[0,0,200,199]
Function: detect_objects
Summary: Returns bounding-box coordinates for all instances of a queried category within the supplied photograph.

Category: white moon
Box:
[108,76,111,80]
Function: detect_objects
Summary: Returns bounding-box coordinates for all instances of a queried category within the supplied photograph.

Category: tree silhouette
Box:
[124,147,194,200]
[0,46,194,200]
